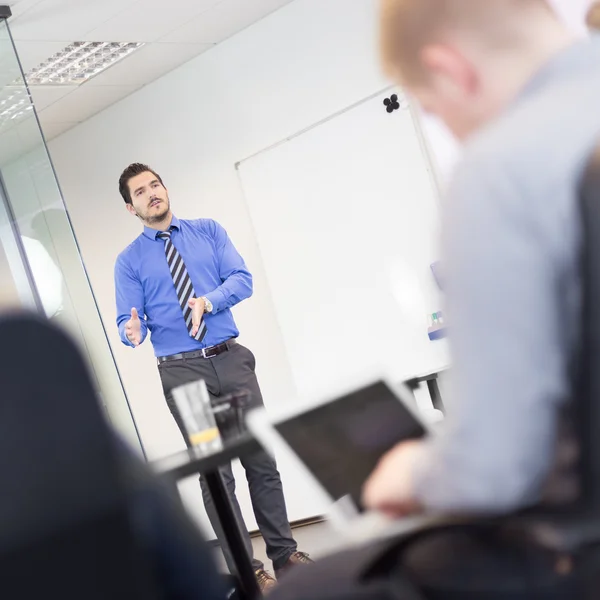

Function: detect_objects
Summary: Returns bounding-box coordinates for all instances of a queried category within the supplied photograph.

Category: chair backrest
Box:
[576,141,600,509]
[0,314,159,598]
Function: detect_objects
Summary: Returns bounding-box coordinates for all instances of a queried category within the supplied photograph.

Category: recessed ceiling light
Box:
[22,41,144,86]
[0,42,143,134]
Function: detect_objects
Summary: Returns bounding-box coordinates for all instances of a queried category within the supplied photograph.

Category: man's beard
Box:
[143,200,170,225]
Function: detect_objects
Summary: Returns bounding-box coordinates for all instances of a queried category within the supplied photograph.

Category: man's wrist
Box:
[201,296,213,313]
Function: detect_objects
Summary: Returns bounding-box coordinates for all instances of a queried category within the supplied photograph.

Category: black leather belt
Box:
[157,338,237,364]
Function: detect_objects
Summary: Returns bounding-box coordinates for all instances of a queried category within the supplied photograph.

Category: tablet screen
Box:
[274,381,426,509]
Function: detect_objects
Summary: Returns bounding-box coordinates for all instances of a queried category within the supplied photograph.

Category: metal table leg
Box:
[427,378,445,414]
[204,470,261,600]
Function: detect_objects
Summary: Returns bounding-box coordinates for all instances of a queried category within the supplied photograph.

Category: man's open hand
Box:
[188,297,206,337]
[125,307,142,347]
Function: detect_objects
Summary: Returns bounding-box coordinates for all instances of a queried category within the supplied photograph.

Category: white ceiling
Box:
[5,0,294,141]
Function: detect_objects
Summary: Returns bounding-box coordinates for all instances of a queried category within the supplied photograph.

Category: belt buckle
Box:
[201,347,217,359]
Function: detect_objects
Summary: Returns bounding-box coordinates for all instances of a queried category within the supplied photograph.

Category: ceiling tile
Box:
[83,0,220,43]
[40,119,78,140]
[161,0,294,44]
[38,83,140,122]
[9,0,139,41]
[6,0,44,19]
[2,0,294,147]
[12,40,69,74]
[29,85,77,111]
[85,41,212,86]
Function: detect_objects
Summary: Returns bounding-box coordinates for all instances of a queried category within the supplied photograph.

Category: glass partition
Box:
[0,17,144,455]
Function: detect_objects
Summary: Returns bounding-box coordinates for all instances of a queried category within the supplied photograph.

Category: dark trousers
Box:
[158,341,297,574]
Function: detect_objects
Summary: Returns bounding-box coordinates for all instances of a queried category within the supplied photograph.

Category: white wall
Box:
[47,0,392,533]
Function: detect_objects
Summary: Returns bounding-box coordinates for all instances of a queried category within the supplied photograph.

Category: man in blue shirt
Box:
[114,163,311,591]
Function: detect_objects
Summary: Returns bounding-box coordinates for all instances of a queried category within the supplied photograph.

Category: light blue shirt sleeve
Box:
[115,255,149,348]
[202,220,253,314]
[411,154,569,513]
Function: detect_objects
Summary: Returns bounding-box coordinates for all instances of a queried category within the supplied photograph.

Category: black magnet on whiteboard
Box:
[383,94,400,113]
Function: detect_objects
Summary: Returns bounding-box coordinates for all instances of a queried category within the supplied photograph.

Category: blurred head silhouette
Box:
[380,0,575,141]
[587,1,600,31]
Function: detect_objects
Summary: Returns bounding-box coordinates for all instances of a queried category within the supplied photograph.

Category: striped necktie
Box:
[157,228,207,342]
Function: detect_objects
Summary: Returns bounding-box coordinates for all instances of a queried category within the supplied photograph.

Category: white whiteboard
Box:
[238,89,449,408]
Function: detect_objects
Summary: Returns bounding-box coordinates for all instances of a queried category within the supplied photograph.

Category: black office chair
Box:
[268,145,600,600]
[0,314,228,599]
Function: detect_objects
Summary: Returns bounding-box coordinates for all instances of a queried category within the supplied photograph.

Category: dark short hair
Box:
[118,163,165,205]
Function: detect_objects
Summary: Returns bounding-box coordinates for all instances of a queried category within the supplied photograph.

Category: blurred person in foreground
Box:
[587,1,600,31]
[361,0,596,521]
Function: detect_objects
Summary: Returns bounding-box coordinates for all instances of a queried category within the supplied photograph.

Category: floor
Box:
[213,520,342,574]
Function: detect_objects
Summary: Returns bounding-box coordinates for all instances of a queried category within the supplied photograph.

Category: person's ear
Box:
[421,44,478,97]
[587,2,600,31]
[126,203,137,217]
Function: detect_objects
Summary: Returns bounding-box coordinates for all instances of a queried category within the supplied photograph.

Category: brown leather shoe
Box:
[255,569,277,594]
[274,551,314,579]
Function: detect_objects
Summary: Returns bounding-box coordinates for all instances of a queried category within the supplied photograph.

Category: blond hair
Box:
[380,0,553,83]
[587,2,600,31]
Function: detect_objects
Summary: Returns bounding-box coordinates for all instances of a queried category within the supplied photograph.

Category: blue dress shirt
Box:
[115,216,253,357]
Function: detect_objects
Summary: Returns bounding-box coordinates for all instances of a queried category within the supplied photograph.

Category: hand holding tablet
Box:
[246,378,429,530]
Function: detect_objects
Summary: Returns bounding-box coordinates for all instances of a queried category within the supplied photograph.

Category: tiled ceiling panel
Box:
[162,0,294,43]
[0,0,295,145]
[28,85,77,111]
[5,0,44,19]
[8,0,140,41]
[39,84,141,122]
[10,40,69,73]
[83,42,213,87]
[83,0,221,43]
